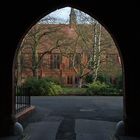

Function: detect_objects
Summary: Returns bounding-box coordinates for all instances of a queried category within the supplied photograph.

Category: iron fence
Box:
[15,86,31,114]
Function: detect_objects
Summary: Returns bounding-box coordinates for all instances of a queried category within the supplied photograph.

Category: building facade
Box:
[15,9,122,87]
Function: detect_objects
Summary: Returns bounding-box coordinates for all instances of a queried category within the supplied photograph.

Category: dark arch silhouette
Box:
[0,0,139,137]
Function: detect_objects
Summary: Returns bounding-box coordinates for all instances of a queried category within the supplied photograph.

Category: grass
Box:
[62,87,87,95]
[61,87,123,96]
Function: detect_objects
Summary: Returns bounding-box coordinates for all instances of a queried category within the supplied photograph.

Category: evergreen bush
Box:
[23,77,63,96]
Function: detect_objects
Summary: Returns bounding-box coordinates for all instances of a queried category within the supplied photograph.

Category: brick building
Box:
[15,8,122,87]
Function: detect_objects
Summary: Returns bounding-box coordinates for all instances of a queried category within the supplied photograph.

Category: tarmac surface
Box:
[1,96,140,140]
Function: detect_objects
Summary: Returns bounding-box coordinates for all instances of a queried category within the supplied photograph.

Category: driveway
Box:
[22,96,123,140]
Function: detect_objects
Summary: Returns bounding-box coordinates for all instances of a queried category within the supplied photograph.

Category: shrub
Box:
[23,77,63,96]
[115,74,123,90]
[43,77,61,85]
[23,77,42,96]
[47,82,63,96]
[86,81,118,95]
[97,74,111,85]
[85,74,93,83]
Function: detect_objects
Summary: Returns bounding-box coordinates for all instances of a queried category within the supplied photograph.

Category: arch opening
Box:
[13,6,124,138]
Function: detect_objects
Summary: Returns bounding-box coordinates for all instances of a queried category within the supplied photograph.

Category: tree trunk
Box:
[32,68,38,79]
[93,24,101,82]
[78,77,83,88]
[32,45,39,79]
[93,22,97,81]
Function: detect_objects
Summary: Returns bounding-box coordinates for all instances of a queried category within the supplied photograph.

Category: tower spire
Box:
[69,8,77,26]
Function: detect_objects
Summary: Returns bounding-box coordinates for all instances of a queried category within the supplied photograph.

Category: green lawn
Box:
[62,87,87,95]
[61,87,123,96]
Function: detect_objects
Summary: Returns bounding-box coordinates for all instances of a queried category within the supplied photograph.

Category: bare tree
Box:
[17,21,64,81]
[92,22,102,82]
[64,9,102,87]
[16,8,120,87]
[72,9,117,86]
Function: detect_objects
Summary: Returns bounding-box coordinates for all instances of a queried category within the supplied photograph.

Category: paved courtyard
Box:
[22,96,123,140]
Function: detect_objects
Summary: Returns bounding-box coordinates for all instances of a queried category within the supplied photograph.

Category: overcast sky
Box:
[49,7,71,21]
[40,7,71,24]
[39,7,95,24]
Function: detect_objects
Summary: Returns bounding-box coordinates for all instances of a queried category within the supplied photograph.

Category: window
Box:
[68,53,81,69]
[69,54,73,69]
[50,54,61,69]
[67,76,73,84]
[75,53,81,66]
[75,76,79,85]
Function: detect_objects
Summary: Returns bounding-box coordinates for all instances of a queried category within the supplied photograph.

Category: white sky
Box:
[40,7,71,24]
[49,7,71,20]
[39,7,95,24]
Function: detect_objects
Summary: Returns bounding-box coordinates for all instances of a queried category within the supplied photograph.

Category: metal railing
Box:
[15,86,31,114]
